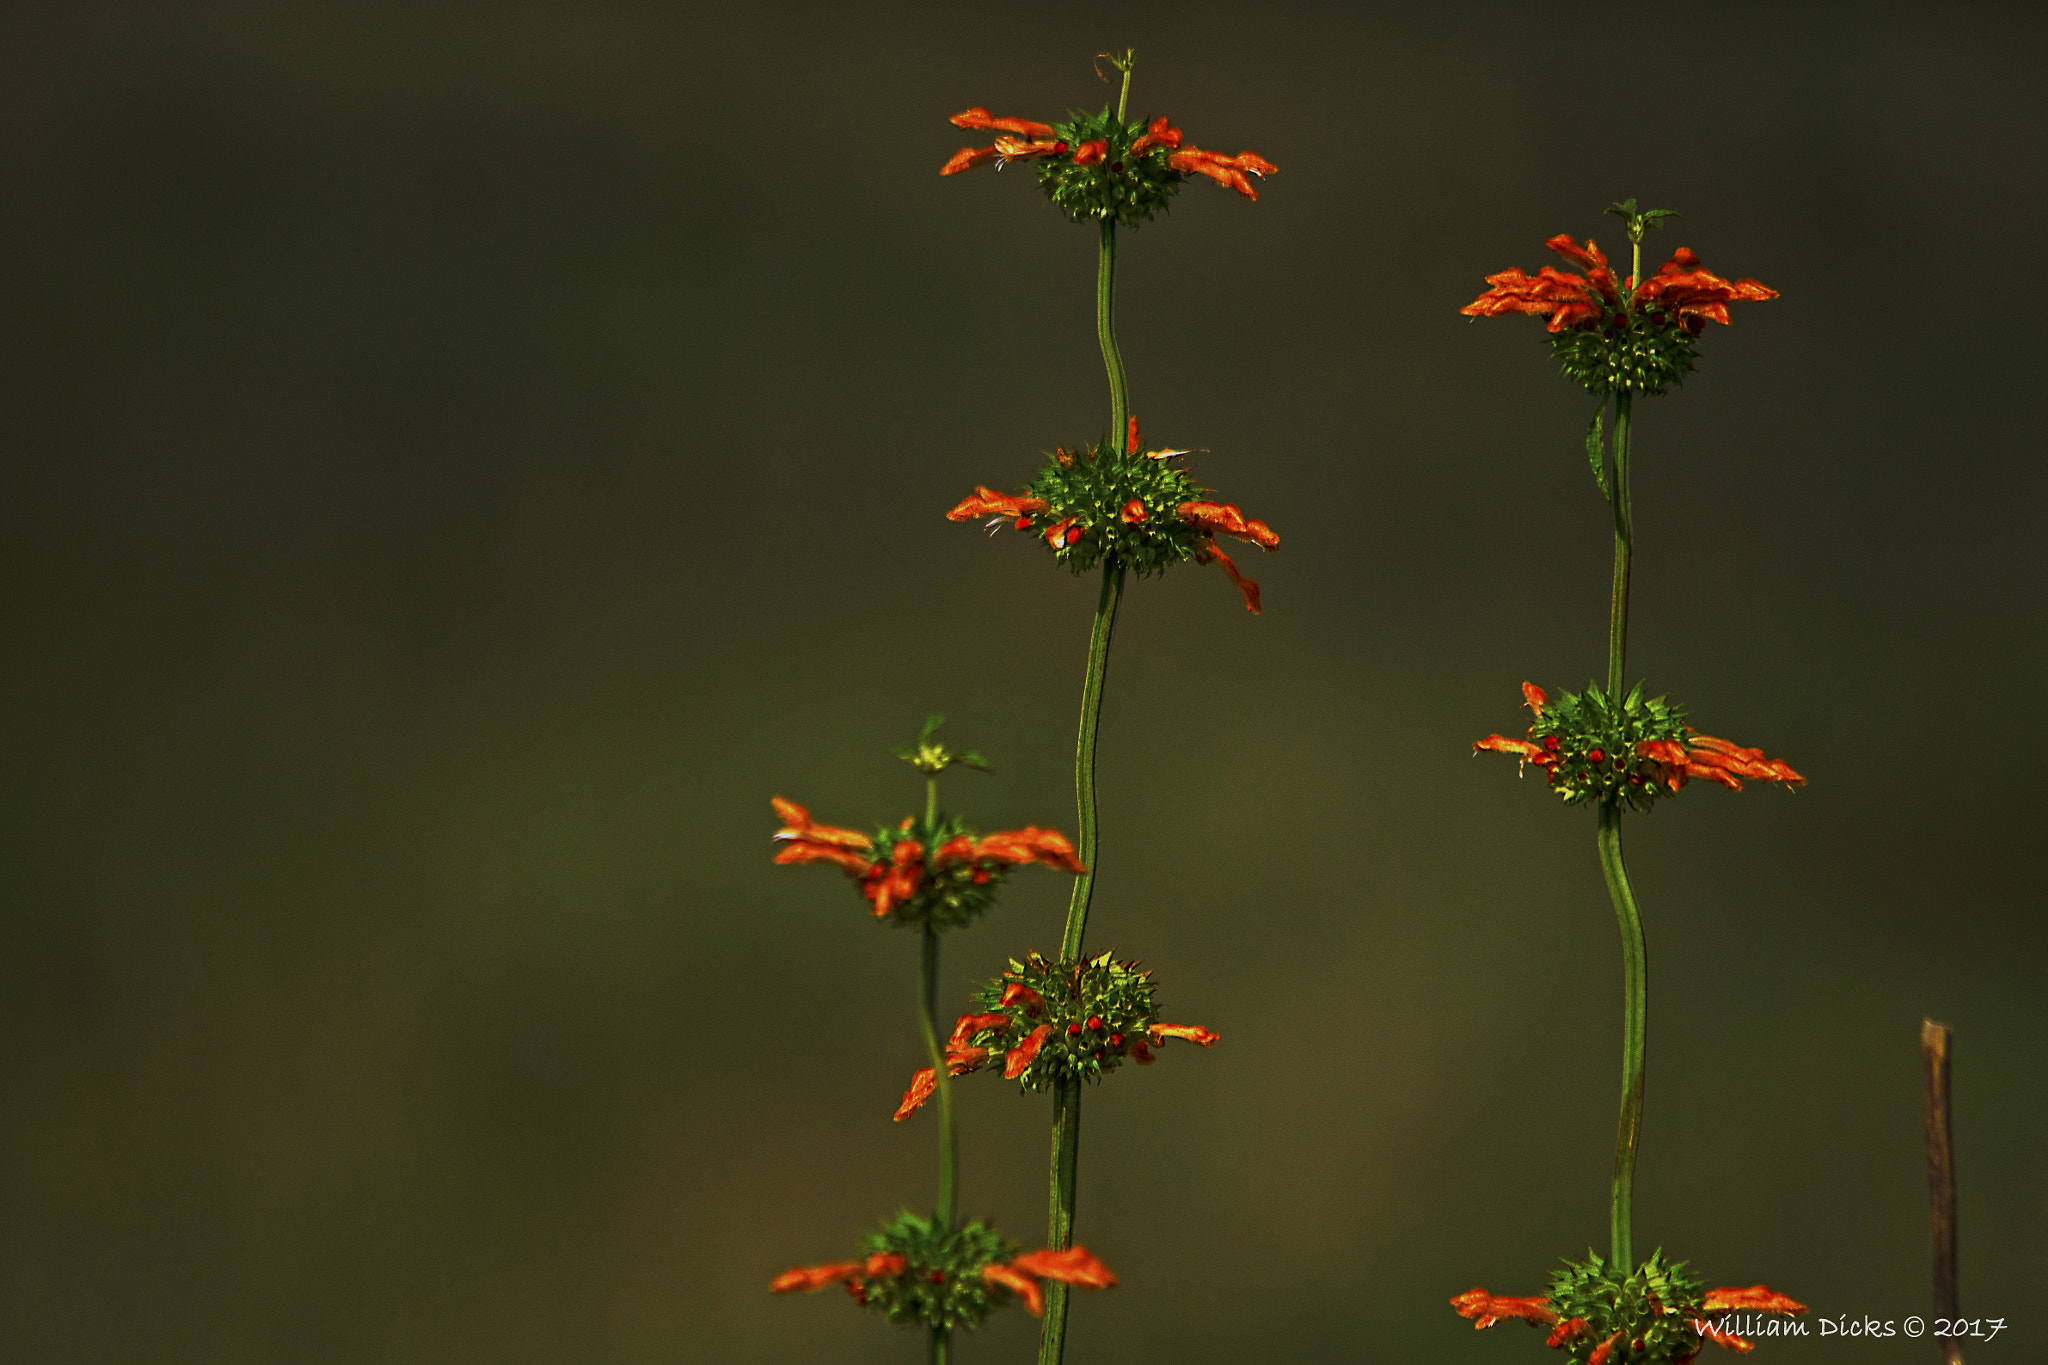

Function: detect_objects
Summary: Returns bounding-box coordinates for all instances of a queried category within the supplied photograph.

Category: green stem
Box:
[1061,564,1123,959]
[1598,799,1646,1271]
[918,925,957,1231]
[930,1327,950,1365]
[1605,390,1634,703]
[1097,218,1128,449]
[1036,1078,1083,1365]
[1599,381,1642,1270]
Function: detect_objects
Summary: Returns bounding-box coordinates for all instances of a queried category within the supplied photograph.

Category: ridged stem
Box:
[1605,390,1634,703]
[1036,1078,1084,1364]
[1597,799,1646,1270]
[1097,218,1128,450]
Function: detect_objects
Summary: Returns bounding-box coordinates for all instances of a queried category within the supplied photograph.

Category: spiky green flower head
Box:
[854,1213,1020,1332]
[969,952,1158,1090]
[1545,1251,1706,1365]
[948,426,1280,612]
[1526,683,1691,812]
[1035,107,1185,227]
[1474,682,1806,811]
[1547,307,1699,397]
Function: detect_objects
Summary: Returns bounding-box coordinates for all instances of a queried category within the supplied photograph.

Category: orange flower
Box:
[979,1246,1119,1316]
[1451,1288,1560,1330]
[1004,1023,1052,1078]
[770,1260,863,1294]
[1168,146,1279,199]
[1672,736,1805,791]
[946,485,1049,526]
[966,826,1086,874]
[940,108,1069,176]
[1128,116,1183,158]
[1150,1023,1220,1048]
[1701,1286,1806,1315]
[770,797,875,875]
[1462,235,1775,337]
[1179,499,1280,614]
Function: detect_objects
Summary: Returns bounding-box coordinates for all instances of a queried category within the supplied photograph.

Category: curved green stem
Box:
[1061,564,1124,959]
[1597,799,1646,1271]
[1605,390,1634,703]
[918,925,957,1231]
[1097,218,1128,449]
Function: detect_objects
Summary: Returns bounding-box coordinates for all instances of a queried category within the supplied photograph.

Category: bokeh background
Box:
[1,3,2042,1361]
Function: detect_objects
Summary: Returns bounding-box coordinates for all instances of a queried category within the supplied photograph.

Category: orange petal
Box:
[771,798,873,850]
[1119,498,1148,524]
[948,1012,1009,1049]
[1547,1318,1588,1348]
[1126,415,1142,454]
[949,107,1059,140]
[1010,1246,1118,1289]
[863,1251,907,1278]
[975,826,1086,874]
[1150,1023,1219,1047]
[893,1067,937,1121]
[941,145,1001,176]
[772,842,875,875]
[981,1262,1042,1315]
[1194,538,1261,614]
[1073,140,1108,166]
[771,1260,861,1293]
[1520,681,1547,714]
[1588,1331,1625,1365]
[1177,500,1279,550]
[998,982,1044,1013]
[1702,1286,1806,1315]
[1004,1023,1051,1079]
[947,486,1048,522]
[1450,1289,1559,1329]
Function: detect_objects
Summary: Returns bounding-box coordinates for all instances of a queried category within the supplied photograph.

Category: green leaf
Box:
[1585,399,1611,500]
[917,714,945,744]
[956,751,992,772]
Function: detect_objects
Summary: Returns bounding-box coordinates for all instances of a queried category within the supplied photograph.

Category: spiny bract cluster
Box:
[1025,436,1212,577]
[1526,683,1691,812]
[970,952,1163,1090]
[1544,1252,1705,1365]
[855,1213,1019,1332]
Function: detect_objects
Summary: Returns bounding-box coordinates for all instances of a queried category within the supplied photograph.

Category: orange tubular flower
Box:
[770,1260,863,1294]
[940,107,1069,176]
[966,826,1086,874]
[1701,1286,1806,1315]
[1167,146,1279,199]
[946,485,1049,526]
[1452,1288,1561,1330]
[1150,1023,1220,1048]
[979,1246,1118,1317]
[1004,1023,1052,1079]
[770,797,876,875]
[1461,236,1776,337]
[1180,499,1281,613]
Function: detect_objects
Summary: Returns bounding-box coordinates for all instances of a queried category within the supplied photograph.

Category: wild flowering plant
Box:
[936,50,1275,1365]
[770,51,1274,1365]
[769,718,1117,1362]
[1453,202,1807,1364]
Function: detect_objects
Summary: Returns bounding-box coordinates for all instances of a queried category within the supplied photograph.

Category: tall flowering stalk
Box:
[1453,202,1806,1364]
[938,51,1275,1365]
[769,719,1117,1363]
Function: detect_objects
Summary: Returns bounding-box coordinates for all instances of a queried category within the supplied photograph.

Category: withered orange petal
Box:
[893,1067,937,1121]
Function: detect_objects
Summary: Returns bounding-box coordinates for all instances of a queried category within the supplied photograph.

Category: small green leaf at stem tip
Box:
[1585,401,1610,501]
[1604,197,1680,244]
[893,717,993,777]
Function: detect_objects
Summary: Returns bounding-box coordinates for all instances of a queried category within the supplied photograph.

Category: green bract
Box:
[1551,305,1699,397]
[1022,437,1211,577]
[855,1213,1020,1332]
[1528,683,1691,813]
[1544,1251,1706,1365]
[1036,108,1183,227]
[970,952,1160,1091]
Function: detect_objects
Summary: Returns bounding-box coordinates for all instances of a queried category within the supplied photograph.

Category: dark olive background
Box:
[1,4,2042,1362]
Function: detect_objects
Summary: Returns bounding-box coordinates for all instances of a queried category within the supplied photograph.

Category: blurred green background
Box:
[1,4,2042,1361]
